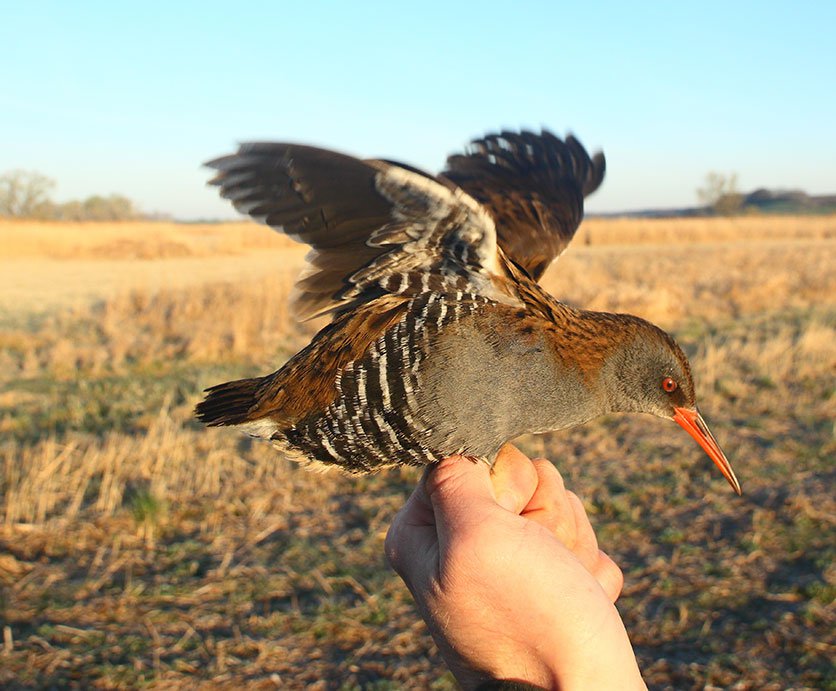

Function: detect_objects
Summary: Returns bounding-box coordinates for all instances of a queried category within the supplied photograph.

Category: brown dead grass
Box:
[0,227,832,382]
[544,237,835,326]
[1,215,833,261]
[3,311,832,529]
[0,216,834,688]
[1,406,295,526]
[0,218,832,378]
[1,216,831,317]
[577,213,836,246]
[0,220,298,260]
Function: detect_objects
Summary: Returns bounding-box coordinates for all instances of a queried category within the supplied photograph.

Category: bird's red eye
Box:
[662,377,678,393]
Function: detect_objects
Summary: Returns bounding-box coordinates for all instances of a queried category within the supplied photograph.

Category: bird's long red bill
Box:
[673,407,742,495]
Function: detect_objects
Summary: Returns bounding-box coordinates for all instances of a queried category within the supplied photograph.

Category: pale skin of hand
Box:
[385,444,647,691]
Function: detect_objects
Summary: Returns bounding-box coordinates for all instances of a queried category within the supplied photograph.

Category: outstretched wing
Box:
[441,130,605,281]
[207,143,507,320]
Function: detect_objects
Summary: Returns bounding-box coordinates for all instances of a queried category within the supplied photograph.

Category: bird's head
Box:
[601,318,742,495]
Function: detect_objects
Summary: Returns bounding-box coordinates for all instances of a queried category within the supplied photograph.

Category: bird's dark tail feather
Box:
[195,377,262,426]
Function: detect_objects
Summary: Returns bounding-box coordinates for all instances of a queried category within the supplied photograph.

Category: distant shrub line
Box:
[0,169,163,221]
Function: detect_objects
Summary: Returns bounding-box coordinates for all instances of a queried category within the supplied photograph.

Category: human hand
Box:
[385,444,646,690]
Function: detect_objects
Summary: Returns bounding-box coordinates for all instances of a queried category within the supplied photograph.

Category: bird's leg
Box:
[462,454,492,468]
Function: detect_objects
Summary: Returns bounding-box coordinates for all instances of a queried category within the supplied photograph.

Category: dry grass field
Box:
[0,217,834,689]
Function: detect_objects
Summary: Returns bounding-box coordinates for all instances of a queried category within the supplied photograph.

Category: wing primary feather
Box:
[441,128,605,281]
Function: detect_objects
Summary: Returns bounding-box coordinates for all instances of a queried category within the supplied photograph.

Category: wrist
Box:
[545,606,647,691]
[455,607,645,691]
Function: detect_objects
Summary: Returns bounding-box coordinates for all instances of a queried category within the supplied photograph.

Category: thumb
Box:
[424,455,499,549]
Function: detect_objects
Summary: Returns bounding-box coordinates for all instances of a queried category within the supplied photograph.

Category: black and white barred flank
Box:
[279,291,492,471]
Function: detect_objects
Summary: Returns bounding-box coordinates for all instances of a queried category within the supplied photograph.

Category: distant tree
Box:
[697,172,744,215]
[51,196,137,221]
[79,194,138,221]
[55,199,84,221]
[0,169,142,221]
[0,170,56,218]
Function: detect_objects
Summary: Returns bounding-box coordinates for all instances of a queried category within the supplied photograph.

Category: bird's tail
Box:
[195,377,262,426]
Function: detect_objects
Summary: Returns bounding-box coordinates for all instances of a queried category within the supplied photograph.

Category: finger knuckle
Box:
[597,552,624,601]
[533,458,564,487]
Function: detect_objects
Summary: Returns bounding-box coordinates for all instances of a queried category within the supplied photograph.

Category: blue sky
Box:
[2,1,834,218]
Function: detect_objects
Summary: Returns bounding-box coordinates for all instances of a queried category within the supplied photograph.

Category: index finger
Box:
[521,459,578,548]
[489,444,539,514]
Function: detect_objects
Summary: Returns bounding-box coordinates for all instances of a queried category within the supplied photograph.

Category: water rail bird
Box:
[195,129,741,495]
